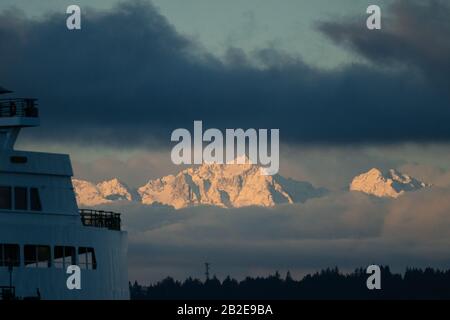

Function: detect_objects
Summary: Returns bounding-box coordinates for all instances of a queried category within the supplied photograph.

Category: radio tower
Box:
[205,262,210,281]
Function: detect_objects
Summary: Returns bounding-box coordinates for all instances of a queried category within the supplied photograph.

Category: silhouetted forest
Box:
[130,266,450,300]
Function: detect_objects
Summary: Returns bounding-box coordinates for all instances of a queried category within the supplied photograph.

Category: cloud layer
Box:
[0,0,449,148]
[94,185,450,283]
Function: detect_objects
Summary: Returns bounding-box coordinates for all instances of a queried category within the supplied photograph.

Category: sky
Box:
[1,0,447,149]
[0,0,388,68]
[1,0,450,282]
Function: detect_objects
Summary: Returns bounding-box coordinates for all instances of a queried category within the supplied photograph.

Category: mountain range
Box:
[73,158,327,209]
[72,162,429,209]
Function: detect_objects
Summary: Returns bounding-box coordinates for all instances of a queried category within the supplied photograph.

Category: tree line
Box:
[130,266,450,300]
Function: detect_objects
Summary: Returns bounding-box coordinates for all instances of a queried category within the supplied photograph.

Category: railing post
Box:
[79,209,121,231]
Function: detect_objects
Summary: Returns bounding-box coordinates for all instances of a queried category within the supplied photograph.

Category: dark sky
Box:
[0,0,449,148]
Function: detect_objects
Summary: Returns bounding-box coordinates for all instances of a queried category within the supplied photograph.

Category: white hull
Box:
[0,212,129,300]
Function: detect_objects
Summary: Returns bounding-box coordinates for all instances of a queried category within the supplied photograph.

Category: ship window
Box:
[14,187,28,210]
[10,156,28,164]
[30,188,42,211]
[54,246,75,269]
[78,247,97,270]
[0,244,20,267]
[0,186,12,210]
[24,245,51,268]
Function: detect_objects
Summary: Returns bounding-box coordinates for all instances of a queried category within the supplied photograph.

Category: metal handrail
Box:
[0,98,39,118]
[79,209,122,231]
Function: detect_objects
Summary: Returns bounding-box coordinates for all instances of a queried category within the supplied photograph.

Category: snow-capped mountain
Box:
[72,178,133,206]
[138,160,327,209]
[97,178,134,201]
[73,159,327,209]
[350,168,428,198]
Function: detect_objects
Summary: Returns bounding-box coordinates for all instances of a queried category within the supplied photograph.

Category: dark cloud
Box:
[319,0,450,87]
[1,0,449,148]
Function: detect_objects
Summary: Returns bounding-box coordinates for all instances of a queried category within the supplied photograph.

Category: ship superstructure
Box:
[0,89,129,299]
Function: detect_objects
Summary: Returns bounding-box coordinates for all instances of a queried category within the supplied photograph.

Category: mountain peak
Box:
[97,178,133,201]
[350,168,428,198]
[99,177,123,185]
[72,179,111,206]
[137,161,325,209]
[225,154,254,165]
[366,168,383,175]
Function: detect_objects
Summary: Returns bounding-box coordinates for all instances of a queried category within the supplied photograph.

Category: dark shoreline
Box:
[130,266,450,300]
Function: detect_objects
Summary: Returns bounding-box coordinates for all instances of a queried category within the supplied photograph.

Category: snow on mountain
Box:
[73,159,327,209]
[72,179,109,206]
[138,160,327,209]
[97,178,133,201]
[350,168,429,198]
[73,178,133,206]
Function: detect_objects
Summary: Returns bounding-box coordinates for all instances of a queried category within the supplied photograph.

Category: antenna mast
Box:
[205,262,210,281]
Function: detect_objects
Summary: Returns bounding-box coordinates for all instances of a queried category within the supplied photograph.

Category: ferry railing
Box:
[0,98,39,118]
[0,286,16,300]
[79,209,122,231]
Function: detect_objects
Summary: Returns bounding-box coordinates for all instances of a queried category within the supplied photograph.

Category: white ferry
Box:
[0,87,129,300]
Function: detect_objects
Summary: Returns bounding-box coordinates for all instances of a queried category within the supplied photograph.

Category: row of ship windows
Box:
[0,244,96,270]
[0,186,42,211]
